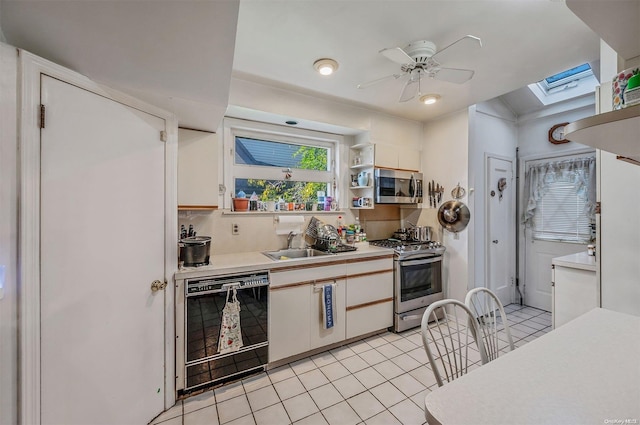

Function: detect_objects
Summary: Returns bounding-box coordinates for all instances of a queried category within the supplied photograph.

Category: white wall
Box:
[422,110,470,302]
[0,42,18,425]
[517,100,595,159]
[468,99,518,295]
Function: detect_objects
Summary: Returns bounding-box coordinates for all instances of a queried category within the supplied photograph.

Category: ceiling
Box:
[1,1,602,131]
[232,1,601,122]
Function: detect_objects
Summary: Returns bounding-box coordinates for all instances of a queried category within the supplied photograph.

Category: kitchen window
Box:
[523,155,596,243]
[222,118,341,207]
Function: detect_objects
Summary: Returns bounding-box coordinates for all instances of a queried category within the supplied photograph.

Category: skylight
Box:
[528,63,598,106]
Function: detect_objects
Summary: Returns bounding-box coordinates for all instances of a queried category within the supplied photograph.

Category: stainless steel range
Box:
[369,239,445,332]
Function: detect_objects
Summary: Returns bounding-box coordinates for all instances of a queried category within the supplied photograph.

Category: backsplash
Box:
[179,205,441,256]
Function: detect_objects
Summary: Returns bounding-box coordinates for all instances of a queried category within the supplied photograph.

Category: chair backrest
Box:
[420,299,488,387]
[464,287,515,362]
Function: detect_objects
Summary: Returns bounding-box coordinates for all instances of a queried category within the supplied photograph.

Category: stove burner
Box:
[368,238,445,258]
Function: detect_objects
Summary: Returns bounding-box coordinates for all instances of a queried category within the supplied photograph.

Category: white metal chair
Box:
[420,299,488,387]
[465,287,515,362]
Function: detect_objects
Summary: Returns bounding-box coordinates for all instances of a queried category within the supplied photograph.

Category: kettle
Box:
[357,171,369,187]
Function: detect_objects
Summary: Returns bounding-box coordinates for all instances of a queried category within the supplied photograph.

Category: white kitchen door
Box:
[486,156,515,306]
[40,75,166,424]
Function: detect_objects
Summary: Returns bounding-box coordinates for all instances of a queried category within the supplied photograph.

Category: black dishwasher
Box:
[179,271,269,392]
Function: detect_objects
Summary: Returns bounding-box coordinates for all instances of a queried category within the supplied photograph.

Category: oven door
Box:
[395,256,443,313]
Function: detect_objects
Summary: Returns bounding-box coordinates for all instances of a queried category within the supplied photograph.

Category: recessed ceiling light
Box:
[313,58,339,76]
[419,94,441,105]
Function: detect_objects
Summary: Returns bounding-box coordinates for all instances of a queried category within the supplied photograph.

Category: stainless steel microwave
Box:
[374,169,423,204]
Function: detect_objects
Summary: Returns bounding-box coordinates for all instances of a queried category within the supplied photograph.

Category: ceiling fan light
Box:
[314,58,338,76]
[420,94,441,105]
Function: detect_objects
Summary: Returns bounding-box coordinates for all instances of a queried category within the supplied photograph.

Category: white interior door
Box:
[40,75,166,424]
[487,156,515,306]
[523,239,583,311]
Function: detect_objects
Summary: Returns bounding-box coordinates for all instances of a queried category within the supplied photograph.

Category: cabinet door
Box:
[269,285,310,362]
[309,279,346,350]
[397,146,420,171]
[553,266,597,328]
[374,144,398,169]
[178,128,218,208]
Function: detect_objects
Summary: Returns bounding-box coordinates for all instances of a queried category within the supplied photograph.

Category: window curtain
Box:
[522,156,596,226]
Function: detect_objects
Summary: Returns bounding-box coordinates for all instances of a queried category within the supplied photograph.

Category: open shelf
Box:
[565,104,640,163]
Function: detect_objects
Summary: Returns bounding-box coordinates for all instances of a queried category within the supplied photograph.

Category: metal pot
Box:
[412,226,431,242]
[179,236,211,267]
[393,229,409,241]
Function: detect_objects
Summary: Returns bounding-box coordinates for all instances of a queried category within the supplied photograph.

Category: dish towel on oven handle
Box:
[322,283,336,330]
[218,286,244,354]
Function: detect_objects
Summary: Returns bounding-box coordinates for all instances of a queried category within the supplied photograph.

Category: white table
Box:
[424,308,640,425]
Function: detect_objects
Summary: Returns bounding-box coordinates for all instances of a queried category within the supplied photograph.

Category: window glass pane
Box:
[532,177,591,243]
[544,63,591,85]
[235,137,329,171]
[235,178,329,202]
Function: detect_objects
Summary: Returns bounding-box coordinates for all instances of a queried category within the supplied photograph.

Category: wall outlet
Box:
[232,223,240,235]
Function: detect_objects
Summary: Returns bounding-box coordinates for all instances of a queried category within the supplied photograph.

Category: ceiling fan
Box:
[357,35,482,103]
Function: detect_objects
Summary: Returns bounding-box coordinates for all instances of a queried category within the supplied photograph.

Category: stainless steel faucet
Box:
[287,231,298,249]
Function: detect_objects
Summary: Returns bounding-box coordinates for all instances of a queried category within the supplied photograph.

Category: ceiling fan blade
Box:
[433,67,475,84]
[431,35,482,63]
[399,75,419,102]
[356,73,403,89]
[380,46,415,65]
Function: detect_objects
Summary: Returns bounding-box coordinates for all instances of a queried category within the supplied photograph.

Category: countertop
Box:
[551,251,596,272]
[174,242,394,280]
[424,308,640,425]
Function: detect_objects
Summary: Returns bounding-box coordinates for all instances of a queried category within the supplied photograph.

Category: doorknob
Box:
[492,240,499,244]
[151,280,167,292]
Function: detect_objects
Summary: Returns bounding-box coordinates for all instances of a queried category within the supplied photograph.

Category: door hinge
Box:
[39,104,46,129]
[160,130,167,142]
[595,201,601,214]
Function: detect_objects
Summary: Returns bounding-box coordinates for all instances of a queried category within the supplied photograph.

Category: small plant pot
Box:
[233,198,249,211]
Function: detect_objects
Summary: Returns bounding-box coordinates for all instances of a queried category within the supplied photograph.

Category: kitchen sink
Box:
[262,248,332,261]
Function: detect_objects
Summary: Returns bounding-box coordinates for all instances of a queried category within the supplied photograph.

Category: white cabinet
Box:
[374,144,420,171]
[269,262,347,362]
[269,285,311,362]
[345,257,394,339]
[269,255,393,363]
[349,143,375,210]
[552,253,597,328]
[310,279,346,350]
[178,128,218,210]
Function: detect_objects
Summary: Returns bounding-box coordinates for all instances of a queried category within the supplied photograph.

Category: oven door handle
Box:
[399,257,441,267]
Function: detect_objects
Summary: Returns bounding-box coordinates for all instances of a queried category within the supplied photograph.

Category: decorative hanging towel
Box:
[218,287,244,354]
[322,283,336,329]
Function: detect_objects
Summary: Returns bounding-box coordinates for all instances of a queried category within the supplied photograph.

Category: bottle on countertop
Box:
[188,224,194,237]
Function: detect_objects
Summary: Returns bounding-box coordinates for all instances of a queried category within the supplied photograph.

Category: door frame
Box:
[19,50,178,424]
[484,153,516,304]
[517,148,595,307]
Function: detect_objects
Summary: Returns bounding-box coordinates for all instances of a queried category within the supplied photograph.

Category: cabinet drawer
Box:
[270,262,347,288]
[346,256,393,275]
[346,271,393,306]
[346,301,393,339]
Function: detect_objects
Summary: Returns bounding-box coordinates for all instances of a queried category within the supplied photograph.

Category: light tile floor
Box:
[152,304,551,425]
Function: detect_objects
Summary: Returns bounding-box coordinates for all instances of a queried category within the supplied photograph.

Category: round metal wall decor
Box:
[437,200,471,233]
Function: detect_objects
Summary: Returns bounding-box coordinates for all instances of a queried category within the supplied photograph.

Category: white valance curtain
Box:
[523,156,596,226]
